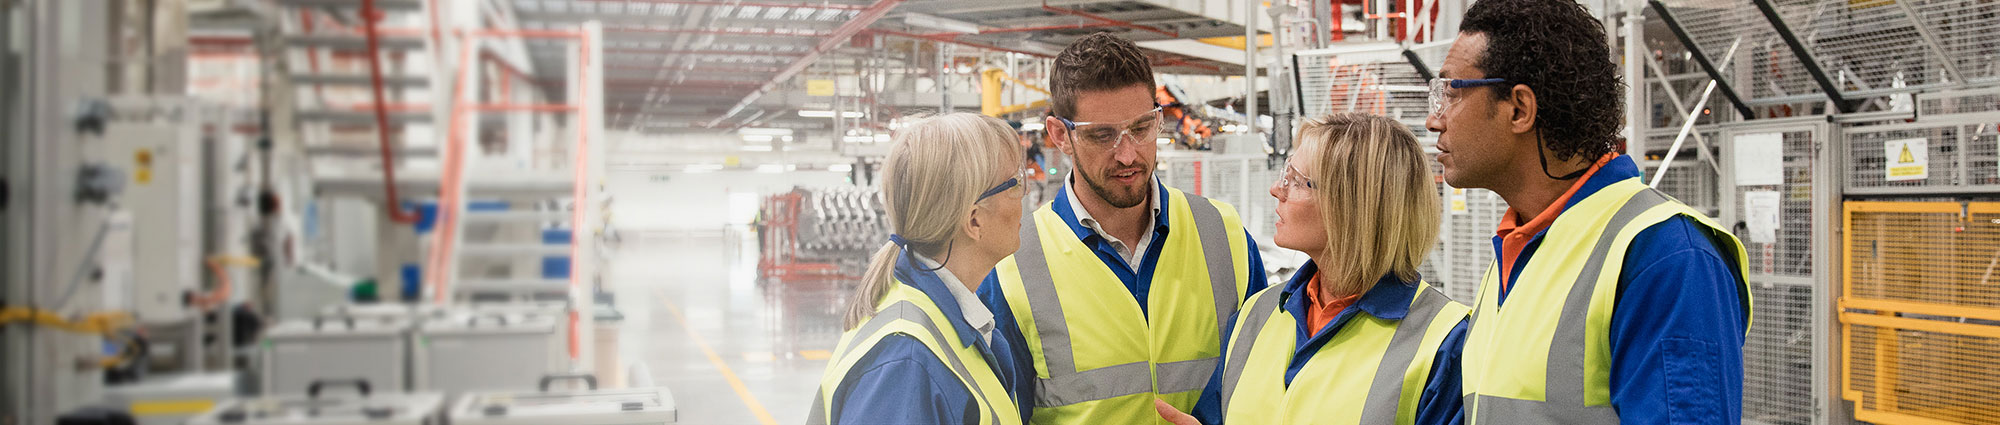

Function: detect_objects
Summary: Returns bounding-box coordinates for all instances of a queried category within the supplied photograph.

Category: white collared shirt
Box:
[1063,172,1160,266]
[913,252,995,345]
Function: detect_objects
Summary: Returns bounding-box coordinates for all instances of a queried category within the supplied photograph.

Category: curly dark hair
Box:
[1050,32,1156,119]
[1460,0,1622,161]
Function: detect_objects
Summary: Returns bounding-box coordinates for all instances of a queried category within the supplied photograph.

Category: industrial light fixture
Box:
[741,145,773,152]
[741,134,774,143]
[903,12,982,34]
[798,110,865,119]
[755,164,786,173]
[1019,121,1045,132]
[828,164,854,172]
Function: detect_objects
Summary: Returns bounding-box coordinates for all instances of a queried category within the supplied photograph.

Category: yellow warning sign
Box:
[1885,138,1927,181]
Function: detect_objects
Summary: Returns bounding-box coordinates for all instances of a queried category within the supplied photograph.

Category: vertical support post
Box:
[1623,13,1646,158]
[573,20,605,372]
[1245,0,1259,138]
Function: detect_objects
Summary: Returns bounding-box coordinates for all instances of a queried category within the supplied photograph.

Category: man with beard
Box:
[978,32,1268,424]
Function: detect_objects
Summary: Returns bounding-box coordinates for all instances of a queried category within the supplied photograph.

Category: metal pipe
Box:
[361,0,419,223]
[1650,38,1741,188]
[1648,0,1755,119]
[1746,0,1852,113]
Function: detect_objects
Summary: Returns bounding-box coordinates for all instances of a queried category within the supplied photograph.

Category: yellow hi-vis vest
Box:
[809,281,1022,425]
[1461,179,1749,424]
[991,186,1251,424]
[1217,281,1469,424]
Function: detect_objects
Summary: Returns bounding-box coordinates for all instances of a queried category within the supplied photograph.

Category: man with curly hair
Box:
[1426,0,1752,423]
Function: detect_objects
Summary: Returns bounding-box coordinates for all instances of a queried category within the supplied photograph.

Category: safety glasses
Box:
[976,168,1027,202]
[1427,78,1512,119]
[1056,105,1164,151]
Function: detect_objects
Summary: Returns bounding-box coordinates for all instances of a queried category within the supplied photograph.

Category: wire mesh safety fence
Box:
[1293,45,1435,139]
[1723,125,1825,425]
[1842,201,2000,425]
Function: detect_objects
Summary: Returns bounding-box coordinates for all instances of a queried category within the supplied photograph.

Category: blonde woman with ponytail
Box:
[809,113,1030,425]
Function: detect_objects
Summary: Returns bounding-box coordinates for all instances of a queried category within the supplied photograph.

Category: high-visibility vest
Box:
[810,281,1022,425]
[1461,179,1750,424]
[1217,281,1469,424]
[990,186,1251,424]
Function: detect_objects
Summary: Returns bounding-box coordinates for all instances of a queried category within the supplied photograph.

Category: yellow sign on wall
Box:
[807,79,836,97]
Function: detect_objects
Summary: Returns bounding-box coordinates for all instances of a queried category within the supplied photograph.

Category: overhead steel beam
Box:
[707,0,904,127]
[869,28,1055,58]
[576,0,870,10]
[1745,0,1854,113]
[1648,0,1756,119]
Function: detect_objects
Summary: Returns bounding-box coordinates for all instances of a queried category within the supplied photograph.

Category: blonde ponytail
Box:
[840,113,1024,330]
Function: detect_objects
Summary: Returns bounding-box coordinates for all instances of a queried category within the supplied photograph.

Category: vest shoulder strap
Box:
[1217,288,1284,413]
[809,298,1002,425]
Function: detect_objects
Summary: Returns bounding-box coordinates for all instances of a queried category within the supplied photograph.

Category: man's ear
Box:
[1506,84,1538,135]
[1045,116,1076,157]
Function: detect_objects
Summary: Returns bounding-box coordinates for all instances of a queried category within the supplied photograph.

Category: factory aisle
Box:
[606,228,845,424]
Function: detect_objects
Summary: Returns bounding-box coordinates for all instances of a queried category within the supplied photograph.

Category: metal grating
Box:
[1654,0,1824,103]
[1645,130,1724,217]
[1735,130,1817,277]
[1842,201,2000,425]
[1970,125,2000,186]
[1745,280,1816,425]
[1844,124,1961,189]
[1777,0,1961,96]
[1294,46,1433,139]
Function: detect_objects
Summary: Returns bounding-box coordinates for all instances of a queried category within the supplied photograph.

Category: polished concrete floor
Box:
[606,229,846,424]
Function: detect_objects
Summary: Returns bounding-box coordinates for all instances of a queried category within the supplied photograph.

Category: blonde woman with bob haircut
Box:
[809,113,1032,425]
[1160,113,1471,425]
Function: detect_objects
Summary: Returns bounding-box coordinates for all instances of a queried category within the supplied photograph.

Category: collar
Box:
[911,251,993,344]
[1052,172,1170,243]
[890,249,987,349]
[1279,261,1423,320]
[1495,153,1640,239]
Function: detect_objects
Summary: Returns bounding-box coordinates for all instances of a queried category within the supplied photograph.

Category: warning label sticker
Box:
[1885,138,1928,182]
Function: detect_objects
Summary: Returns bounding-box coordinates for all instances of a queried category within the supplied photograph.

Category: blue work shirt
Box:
[1493,155,1749,425]
[978,181,1270,422]
[827,250,1030,424]
[1189,262,1469,425]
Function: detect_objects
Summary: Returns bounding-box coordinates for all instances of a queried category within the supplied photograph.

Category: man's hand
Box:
[1154,399,1203,425]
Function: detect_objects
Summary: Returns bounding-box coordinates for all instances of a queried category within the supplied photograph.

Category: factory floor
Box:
[606,228,843,425]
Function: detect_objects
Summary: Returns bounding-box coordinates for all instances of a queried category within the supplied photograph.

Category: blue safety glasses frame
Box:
[1427,78,1514,119]
[976,174,1021,202]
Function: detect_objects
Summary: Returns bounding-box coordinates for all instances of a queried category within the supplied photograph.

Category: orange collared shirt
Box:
[1302,272,1362,336]
[1494,153,1619,294]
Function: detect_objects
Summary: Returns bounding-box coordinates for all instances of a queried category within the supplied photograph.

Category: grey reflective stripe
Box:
[1473,394,1619,424]
[1216,291,1283,414]
[1014,193,1241,407]
[1180,193,1240,341]
[1156,357,1220,394]
[1034,361,1152,406]
[817,300,1001,424]
[1356,284,1458,424]
[1470,188,1669,424]
[807,389,825,425]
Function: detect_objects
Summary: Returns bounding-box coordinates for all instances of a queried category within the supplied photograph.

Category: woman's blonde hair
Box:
[1295,113,1440,296]
[844,113,1024,329]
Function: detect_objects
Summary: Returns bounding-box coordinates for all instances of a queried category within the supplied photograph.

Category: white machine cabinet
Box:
[261,317,412,394]
[412,313,560,392]
[186,383,443,425]
[449,375,675,425]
